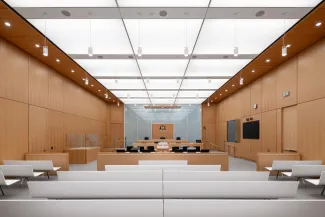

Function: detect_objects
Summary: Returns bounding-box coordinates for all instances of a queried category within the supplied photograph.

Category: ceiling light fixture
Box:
[232,84,235,87]
[184,20,189,57]
[220,94,222,96]
[104,93,108,99]
[266,59,271,62]
[85,78,89,85]
[98,90,101,92]
[4,22,11,27]
[234,46,239,57]
[240,77,244,85]
[91,84,94,87]
[127,93,130,99]
[56,59,60,62]
[207,101,210,107]
[233,20,239,57]
[71,69,74,73]
[88,12,93,57]
[286,44,291,48]
[282,19,287,57]
[208,79,211,84]
[117,101,120,107]
[137,20,142,57]
[316,21,322,27]
[225,89,228,92]
[35,44,40,48]
[42,13,48,57]
[115,79,118,84]
[252,70,255,73]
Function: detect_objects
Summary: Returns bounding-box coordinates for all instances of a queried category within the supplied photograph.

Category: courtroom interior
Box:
[1,0,325,216]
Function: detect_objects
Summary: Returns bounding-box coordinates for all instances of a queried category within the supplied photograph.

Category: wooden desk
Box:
[66,147,100,164]
[25,153,69,173]
[256,152,300,171]
[97,152,229,171]
[133,143,203,150]
[137,139,188,144]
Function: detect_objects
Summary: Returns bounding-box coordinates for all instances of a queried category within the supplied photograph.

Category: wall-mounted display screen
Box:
[243,121,260,139]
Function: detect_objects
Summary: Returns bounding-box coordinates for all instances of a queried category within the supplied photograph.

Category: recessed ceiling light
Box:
[286,44,291,48]
[71,69,74,73]
[56,59,60,62]
[266,59,271,63]
[220,94,222,96]
[215,97,217,99]
[113,100,115,102]
[252,70,255,73]
[4,22,11,27]
[98,90,101,92]
[35,44,40,48]
[91,84,94,87]
[232,84,235,87]
[315,21,322,27]
[225,89,228,92]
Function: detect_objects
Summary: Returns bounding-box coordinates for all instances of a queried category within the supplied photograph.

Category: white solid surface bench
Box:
[0,171,20,196]
[282,165,325,179]
[4,160,60,179]
[0,165,43,186]
[105,165,221,171]
[138,160,188,165]
[305,171,325,195]
[163,181,299,199]
[28,181,163,199]
[58,171,162,181]
[265,160,322,178]
[163,171,270,181]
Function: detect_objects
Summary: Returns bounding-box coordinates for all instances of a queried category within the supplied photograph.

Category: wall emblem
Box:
[159,125,166,132]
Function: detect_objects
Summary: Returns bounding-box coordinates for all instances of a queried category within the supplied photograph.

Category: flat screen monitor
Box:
[243,121,260,139]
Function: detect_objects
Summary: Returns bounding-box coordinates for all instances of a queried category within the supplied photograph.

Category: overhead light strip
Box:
[114,0,152,105]
[173,0,213,104]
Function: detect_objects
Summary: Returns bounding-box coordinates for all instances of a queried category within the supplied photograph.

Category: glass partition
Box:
[124,104,201,147]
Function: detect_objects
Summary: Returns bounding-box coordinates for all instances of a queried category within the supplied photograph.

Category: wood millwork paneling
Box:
[217,122,227,151]
[276,109,282,152]
[276,57,298,108]
[241,86,251,117]
[250,79,262,115]
[110,123,124,148]
[262,72,277,112]
[110,103,124,124]
[298,39,325,104]
[29,105,48,153]
[249,114,261,161]
[152,123,174,139]
[261,110,277,153]
[0,98,28,162]
[282,106,298,151]
[203,123,216,149]
[0,38,29,103]
[49,69,64,111]
[298,99,325,162]
[29,58,49,108]
[48,110,65,152]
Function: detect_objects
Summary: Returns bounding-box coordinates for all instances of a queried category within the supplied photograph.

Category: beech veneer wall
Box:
[202,37,325,162]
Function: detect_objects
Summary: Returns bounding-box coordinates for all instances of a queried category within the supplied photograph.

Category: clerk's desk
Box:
[137,139,188,144]
[97,152,229,171]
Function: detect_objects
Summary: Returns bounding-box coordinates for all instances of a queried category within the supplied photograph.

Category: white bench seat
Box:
[105,165,221,171]
[0,171,20,196]
[0,165,44,187]
[305,171,325,195]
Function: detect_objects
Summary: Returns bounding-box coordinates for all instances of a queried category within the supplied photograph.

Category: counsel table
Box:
[97,152,229,171]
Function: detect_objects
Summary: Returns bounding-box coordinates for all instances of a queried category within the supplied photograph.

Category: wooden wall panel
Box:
[249,114,261,161]
[29,105,48,153]
[152,123,174,139]
[29,58,49,108]
[202,104,216,124]
[0,98,28,162]
[261,73,277,112]
[250,79,262,115]
[276,57,298,108]
[217,121,226,151]
[241,86,251,117]
[110,103,124,124]
[237,117,251,160]
[276,109,282,152]
[49,69,64,112]
[298,39,325,104]
[261,110,277,152]
[48,110,65,152]
[283,106,298,151]
[110,123,124,148]
[0,38,29,103]
[298,99,325,162]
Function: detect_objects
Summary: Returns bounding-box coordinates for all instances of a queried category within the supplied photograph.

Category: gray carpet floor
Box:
[1,157,324,200]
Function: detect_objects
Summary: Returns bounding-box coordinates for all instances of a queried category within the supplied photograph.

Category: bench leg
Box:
[47,171,50,179]
[276,171,279,179]
[0,186,4,196]
[321,186,325,195]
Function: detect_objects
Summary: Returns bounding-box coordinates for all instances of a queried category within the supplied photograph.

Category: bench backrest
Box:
[272,160,322,170]
[0,171,6,185]
[4,160,54,171]
[138,160,188,165]
[0,165,34,177]
[320,172,325,185]
[28,181,163,199]
[291,165,325,177]
[58,171,162,181]
[105,165,221,171]
[163,181,298,199]
[163,171,270,181]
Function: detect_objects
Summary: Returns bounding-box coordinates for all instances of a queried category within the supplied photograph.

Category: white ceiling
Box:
[4,0,323,104]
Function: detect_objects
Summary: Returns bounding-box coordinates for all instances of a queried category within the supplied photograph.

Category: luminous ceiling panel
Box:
[111,91,148,98]
[186,59,252,77]
[195,19,299,54]
[118,0,210,7]
[75,59,140,77]
[124,19,203,54]
[146,79,180,90]
[139,60,188,77]
[178,91,215,98]
[4,0,117,7]
[27,19,132,54]
[148,91,178,98]
[210,0,323,7]
[151,99,176,104]
[181,79,228,90]
[176,98,205,104]
[121,98,150,104]
[98,79,145,90]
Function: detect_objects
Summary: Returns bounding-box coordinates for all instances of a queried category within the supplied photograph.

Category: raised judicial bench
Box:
[163,171,270,181]
[4,160,60,179]
[138,160,188,165]
[28,181,298,199]
[265,160,322,178]
[105,165,221,171]
[282,165,325,179]
[1,200,325,217]
[58,171,162,181]
[305,171,325,195]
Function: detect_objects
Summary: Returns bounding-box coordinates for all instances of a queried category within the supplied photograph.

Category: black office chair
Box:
[129,149,139,153]
[126,146,133,151]
[116,148,126,153]
[182,146,188,152]
[147,146,155,152]
[201,149,210,153]
[141,149,151,153]
[187,148,196,153]
[176,137,181,140]
[139,146,145,152]
[194,146,201,152]
[196,140,202,143]
[172,146,179,152]
[154,141,159,144]
[160,137,165,139]
[144,137,149,140]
